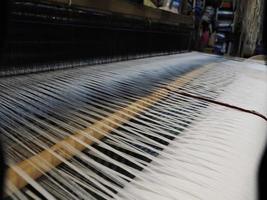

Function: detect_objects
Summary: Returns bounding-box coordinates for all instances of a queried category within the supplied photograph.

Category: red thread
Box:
[174,91,267,122]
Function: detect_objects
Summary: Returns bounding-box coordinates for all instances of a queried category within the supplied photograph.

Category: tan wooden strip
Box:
[6,64,212,194]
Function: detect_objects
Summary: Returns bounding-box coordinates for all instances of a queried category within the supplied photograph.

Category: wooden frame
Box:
[29,0,194,26]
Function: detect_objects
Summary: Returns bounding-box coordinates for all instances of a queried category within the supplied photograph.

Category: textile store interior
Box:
[0,0,266,200]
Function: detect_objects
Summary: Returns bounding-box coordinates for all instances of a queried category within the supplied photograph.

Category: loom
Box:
[0,1,267,200]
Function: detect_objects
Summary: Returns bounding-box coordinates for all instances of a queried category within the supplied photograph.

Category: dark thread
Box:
[169,90,267,122]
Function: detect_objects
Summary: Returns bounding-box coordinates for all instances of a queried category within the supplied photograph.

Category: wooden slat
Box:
[6,64,213,194]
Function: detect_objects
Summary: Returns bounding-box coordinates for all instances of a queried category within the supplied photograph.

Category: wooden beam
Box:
[32,0,193,27]
[6,64,213,194]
